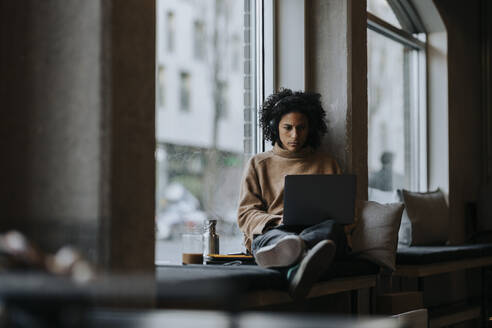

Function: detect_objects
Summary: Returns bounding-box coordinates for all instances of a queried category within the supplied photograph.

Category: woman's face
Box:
[278,112,309,152]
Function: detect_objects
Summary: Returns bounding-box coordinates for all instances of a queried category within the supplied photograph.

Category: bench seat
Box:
[156,259,379,308]
[396,243,492,265]
[393,243,492,327]
[156,259,379,292]
[394,243,492,278]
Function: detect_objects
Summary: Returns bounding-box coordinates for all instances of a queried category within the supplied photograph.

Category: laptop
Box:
[283,174,356,226]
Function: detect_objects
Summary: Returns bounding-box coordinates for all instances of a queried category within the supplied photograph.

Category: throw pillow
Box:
[398,188,449,246]
[351,201,405,271]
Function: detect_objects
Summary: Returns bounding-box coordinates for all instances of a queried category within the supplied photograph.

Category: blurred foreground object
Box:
[0,231,46,270]
[0,230,95,282]
[46,246,95,283]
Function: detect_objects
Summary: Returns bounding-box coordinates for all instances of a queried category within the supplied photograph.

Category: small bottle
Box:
[203,219,220,261]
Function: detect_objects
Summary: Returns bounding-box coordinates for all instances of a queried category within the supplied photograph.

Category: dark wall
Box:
[434,0,484,242]
[478,0,492,231]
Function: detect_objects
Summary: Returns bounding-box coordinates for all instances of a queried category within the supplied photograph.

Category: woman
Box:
[237,89,348,299]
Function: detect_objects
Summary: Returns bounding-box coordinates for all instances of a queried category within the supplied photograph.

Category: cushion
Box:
[156,259,380,293]
[398,189,449,246]
[351,201,405,271]
[396,243,492,265]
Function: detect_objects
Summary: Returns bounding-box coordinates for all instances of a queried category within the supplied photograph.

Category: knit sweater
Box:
[237,143,342,251]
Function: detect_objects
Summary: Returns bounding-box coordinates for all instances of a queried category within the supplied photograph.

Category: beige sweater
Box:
[237,143,342,251]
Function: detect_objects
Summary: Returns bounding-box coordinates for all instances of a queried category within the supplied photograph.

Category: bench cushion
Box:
[156,259,379,292]
[396,243,492,265]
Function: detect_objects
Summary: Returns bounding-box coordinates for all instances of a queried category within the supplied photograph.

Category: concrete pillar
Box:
[0,0,155,273]
[434,0,483,243]
[100,0,156,273]
[306,0,368,201]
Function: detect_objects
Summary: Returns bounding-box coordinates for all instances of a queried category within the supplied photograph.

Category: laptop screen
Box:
[283,174,356,226]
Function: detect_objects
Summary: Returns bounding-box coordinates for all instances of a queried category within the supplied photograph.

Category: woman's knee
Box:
[252,228,294,253]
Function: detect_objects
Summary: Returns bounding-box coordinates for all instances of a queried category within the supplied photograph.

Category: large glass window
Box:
[367,0,427,202]
[155,0,259,264]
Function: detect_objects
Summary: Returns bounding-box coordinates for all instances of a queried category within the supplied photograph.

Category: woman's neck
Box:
[272,142,313,158]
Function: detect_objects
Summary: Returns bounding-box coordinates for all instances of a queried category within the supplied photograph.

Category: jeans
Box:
[251,219,348,260]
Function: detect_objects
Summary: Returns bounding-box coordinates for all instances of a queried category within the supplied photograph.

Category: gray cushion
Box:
[398,189,449,246]
[351,201,405,271]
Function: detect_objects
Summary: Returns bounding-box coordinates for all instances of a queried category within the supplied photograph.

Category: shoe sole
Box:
[255,235,303,268]
[289,240,336,300]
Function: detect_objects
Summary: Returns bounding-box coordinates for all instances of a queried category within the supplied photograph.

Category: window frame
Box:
[251,0,274,154]
[367,10,428,192]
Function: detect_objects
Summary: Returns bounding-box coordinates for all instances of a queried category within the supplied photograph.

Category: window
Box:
[367,0,427,202]
[155,0,259,264]
[231,33,240,72]
[157,65,165,109]
[166,11,175,53]
[179,72,190,111]
[367,0,401,29]
[193,20,205,60]
[217,81,228,119]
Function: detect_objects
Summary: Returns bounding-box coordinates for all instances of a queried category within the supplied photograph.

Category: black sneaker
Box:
[287,240,336,300]
[254,235,305,268]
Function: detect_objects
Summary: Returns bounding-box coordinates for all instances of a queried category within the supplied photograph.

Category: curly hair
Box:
[259,88,328,149]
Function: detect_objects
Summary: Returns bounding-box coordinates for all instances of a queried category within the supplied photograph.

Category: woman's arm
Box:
[237,159,282,243]
[333,158,343,175]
